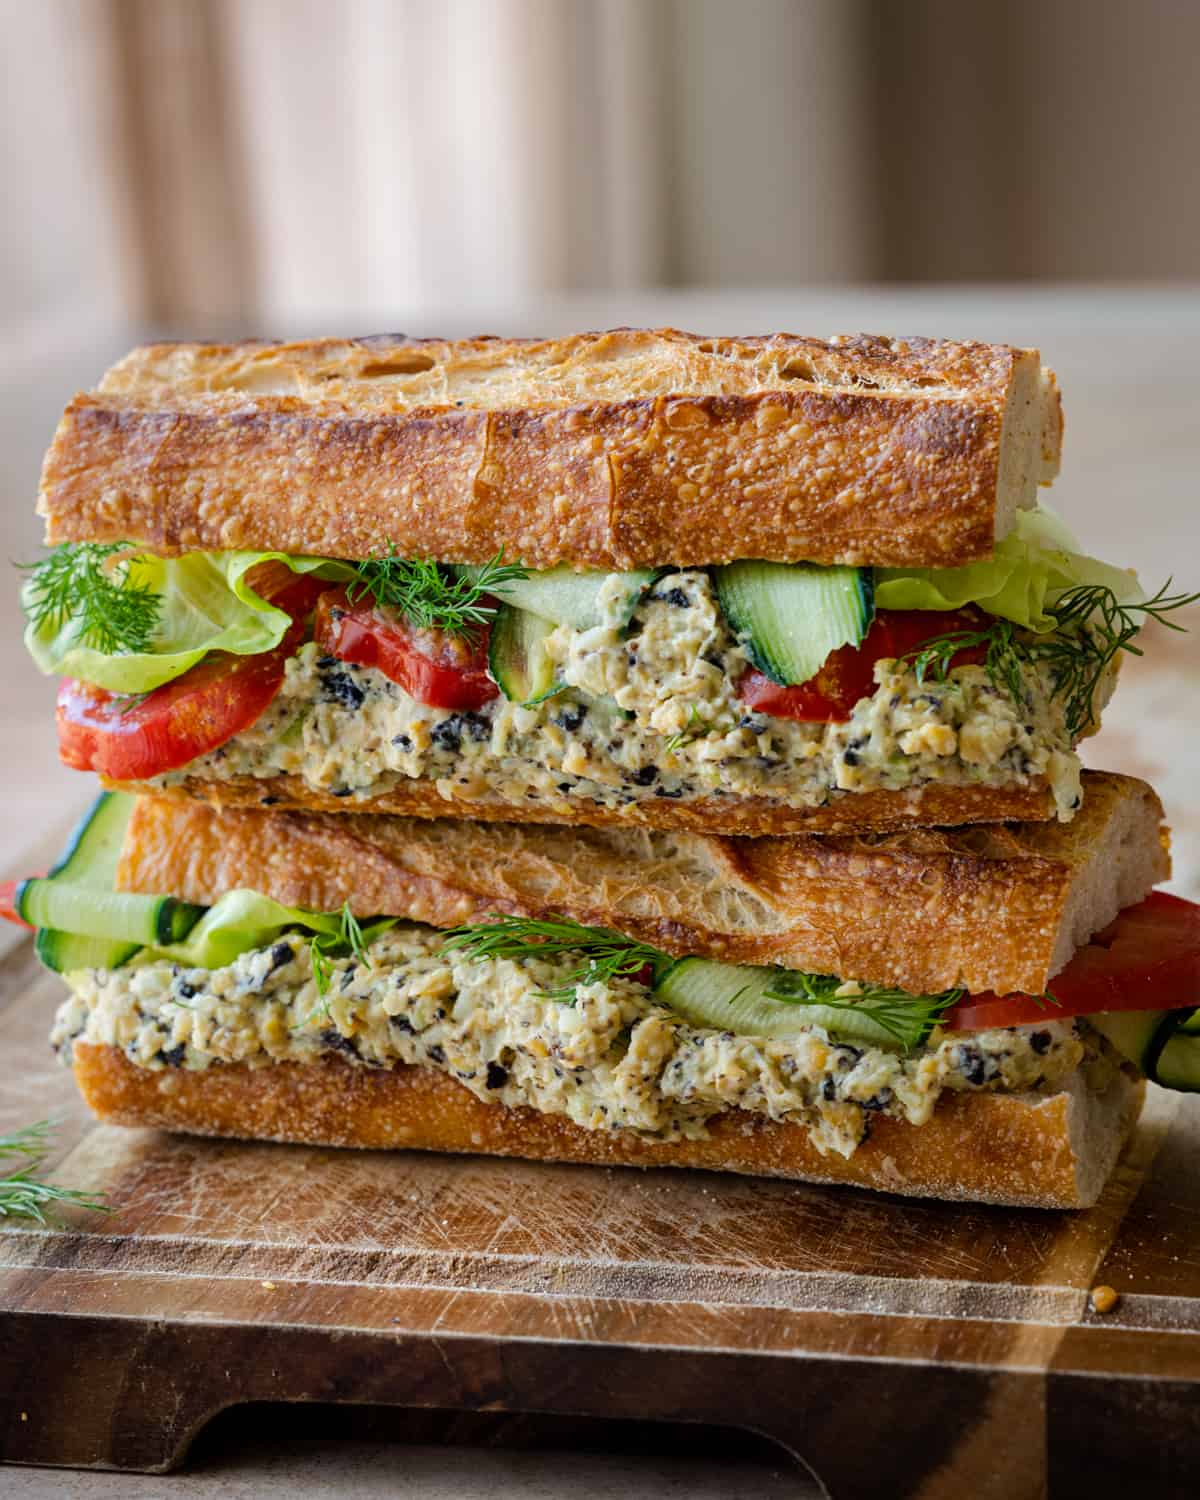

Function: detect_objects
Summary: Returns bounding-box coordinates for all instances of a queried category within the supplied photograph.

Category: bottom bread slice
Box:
[71,1043,1143,1209]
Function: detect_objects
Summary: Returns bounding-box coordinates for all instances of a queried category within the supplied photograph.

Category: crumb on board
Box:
[1090,1284,1120,1314]
[260,1280,277,1291]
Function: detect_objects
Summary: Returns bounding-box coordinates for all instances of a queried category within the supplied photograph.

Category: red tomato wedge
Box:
[313,588,499,712]
[738,608,989,723]
[56,564,326,782]
[945,892,1200,1031]
[0,879,33,929]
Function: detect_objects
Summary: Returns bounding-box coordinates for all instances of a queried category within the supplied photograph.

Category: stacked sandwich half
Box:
[10,329,1199,1208]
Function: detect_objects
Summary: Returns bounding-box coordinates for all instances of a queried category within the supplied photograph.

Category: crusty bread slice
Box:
[118,771,1168,996]
[39,329,1062,570]
[125,771,1061,840]
[68,1043,1143,1210]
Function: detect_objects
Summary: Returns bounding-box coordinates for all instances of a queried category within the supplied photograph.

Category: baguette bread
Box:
[69,1043,1143,1210]
[39,329,1062,570]
[119,771,1168,996]
[128,771,1060,841]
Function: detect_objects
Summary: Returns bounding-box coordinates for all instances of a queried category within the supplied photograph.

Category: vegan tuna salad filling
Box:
[157,569,1091,818]
[52,924,1108,1160]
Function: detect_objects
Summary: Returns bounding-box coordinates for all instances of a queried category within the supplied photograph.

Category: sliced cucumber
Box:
[488,605,561,705]
[655,957,908,1051]
[1086,1009,1172,1074]
[26,790,201,972]
[17,880,202,946]
[47,790,137,887]
[1087,1007,1200,1092]
[36,928,140,975]
[1154,1032,1200,1092]
[714,561,874,686]
[460,564,657,631]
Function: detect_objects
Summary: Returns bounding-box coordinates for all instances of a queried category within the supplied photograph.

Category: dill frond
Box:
[19,542,162,656]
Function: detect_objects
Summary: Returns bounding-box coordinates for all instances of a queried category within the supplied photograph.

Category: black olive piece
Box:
[952,1043,990,1087]
[654,786,684,799]
[821,1077,838,1102]
[160,1044,187,1067]
[321,668,366,711]
[650,587,691,608]
[842,749,860,766]
[1029,1030,1052,1055]
[176,981,198,1000]
[557,782,573,793]
[332,787,353,797]
[426,1044,446,1064]
[390,1015,416,1034]
[555,704,588,732]
[391,733,413,750]
[319,1029,360,1058]
[316,655,338,668]
[260,796,281,807]
[431,718,462,752]
[485,1061,509,1090]
[268,942,294,973]
[630,765,658,786]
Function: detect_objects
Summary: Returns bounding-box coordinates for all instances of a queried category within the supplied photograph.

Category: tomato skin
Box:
[945,892,1200,1031]
[738,608,989,723]
[0,879,33,929]
[313,588,499,712]
[56,567,326,781]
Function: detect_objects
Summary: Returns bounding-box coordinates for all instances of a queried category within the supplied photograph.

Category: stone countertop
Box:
[1,289,1197,1493]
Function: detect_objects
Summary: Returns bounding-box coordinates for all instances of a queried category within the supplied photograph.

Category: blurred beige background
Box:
[4,0,1200,349]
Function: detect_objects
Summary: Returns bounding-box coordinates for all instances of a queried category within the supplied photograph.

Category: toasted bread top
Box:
[39,328,1062,569]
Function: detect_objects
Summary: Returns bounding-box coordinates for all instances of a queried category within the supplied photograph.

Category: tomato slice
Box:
[946,892,1200,1031]
[313,588,499,712]
[56,565,326,782]
[738,608,989,723]
[0,879,33,929]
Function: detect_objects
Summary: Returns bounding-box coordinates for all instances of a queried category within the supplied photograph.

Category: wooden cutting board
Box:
[0,931,1198,1499]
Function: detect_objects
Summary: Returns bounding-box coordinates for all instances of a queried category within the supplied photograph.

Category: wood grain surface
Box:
[0,942,1197,1497]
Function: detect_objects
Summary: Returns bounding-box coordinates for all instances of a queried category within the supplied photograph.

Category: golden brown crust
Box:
[118,772,1168,995]
[39,329,1060,569]
[69,1044,1143,1209]
[121,771,1058,840]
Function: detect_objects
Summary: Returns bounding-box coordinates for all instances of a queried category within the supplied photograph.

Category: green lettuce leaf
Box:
[145,889,395,970]
[875,507,1140,632]
[23,551,352,694]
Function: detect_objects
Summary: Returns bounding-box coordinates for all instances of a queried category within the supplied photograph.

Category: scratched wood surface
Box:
[0,938,1198,1499]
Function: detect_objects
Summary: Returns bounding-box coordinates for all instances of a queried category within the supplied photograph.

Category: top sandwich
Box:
[23,329,1189,838]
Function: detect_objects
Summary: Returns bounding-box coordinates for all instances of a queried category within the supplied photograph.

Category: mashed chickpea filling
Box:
[160,570,1087,820]
[52,926,1102,1159]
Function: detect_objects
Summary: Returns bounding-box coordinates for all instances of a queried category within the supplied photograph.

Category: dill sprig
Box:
[664,704,716,753]
[905,580,1200,738]
[442,915,668,1003]
[761,971,964,1049]
[0,1120,110,1224]
[19,541,162,655]
[309,902,373,1002]
[345,548,527,637]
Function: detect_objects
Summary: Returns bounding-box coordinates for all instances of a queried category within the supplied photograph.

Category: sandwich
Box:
[22,329,1192,838]
[7,772,1199,1210]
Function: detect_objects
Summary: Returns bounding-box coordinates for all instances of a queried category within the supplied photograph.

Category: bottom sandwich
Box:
[8,773,1197,1209]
